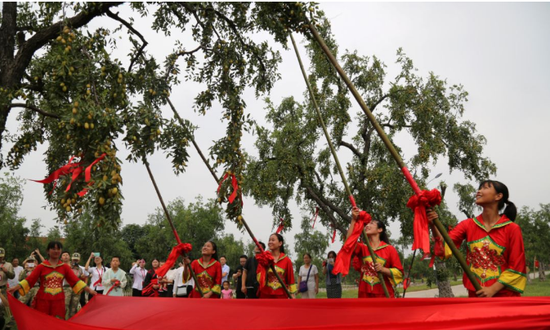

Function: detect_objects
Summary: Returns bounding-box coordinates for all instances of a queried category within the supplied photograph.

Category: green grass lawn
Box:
[315,279,549,298]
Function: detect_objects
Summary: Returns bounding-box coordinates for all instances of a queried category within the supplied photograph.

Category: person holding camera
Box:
[18,255,39,306]
[129,259,147,297]
[85,252,108,295]
[323,251,342,298]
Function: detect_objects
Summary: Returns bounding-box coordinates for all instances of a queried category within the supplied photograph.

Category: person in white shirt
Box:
[220,256,230,285]
[85,252,108,295]
[173,260,194,298]
[129,259,147,296]
[102,256,127,297]
[8,258,24,299]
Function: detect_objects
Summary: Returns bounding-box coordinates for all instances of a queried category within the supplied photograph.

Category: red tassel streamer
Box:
[311,207,319,228]
[32,153,106,197]
[276,218,284,234]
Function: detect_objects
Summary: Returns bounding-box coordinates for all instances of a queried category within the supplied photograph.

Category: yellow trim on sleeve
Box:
[498,269,526,294]
[444,242,453,259]
[288,283,297,295]
[72,280,87,294]
[19,279,31,296]
[389,268,403,286]
[211,284,221,295]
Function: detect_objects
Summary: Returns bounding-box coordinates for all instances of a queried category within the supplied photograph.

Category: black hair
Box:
[258,241,266,251]
[372,220,390,244]
[478,180,517,221]
[219,255,226,260]
[111,256,120,262]
[223,280,230,286]
[303,253,312,260]
[327,251,337,259]
[239,255,248,260]
[206,241,219,261]
[47,241,63,251]
[270,233,285,254]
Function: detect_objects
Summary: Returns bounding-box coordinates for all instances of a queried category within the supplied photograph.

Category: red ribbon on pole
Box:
[276,218,284,234]
[217,172,242,205]
[332,211,372,276]
[331,227,337,243]
[406,188,442,259]
[256,251,275,292]
[32,153,107,197]
[155,243,192,278]
[311,207,319,229]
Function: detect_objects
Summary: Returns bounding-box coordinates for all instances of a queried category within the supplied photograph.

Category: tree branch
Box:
[340,140,362,159]
[303,184,347,237]
[369,93,389,112]
[4,2,123,88]
[105,9,148,72]
[9,103,60,119]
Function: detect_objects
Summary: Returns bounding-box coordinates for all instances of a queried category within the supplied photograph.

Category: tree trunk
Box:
[435,259,454,298]
[539,262,546,282]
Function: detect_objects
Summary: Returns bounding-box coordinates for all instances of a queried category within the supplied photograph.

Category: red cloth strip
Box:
[332,211,371,276]
[276,218,284,234]
[155,243,192,278]
[311,207,319,229]
[105,280,120,296]
[407,189,442,258]
[255,251,275,292]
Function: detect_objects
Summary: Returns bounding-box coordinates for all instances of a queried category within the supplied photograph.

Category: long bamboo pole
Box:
[165,99,293,299]
[307,23,482,292]
[290,33,389,298]
[144,161,204,297]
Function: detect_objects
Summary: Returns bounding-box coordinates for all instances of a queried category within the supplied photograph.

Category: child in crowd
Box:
[221,280,233,299]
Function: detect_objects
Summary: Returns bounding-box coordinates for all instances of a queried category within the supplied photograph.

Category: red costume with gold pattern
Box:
[257,253,297,299]
[353,242,403,298]
[18,260,86,319]
[190,258,222,298]
[434,214,526,296]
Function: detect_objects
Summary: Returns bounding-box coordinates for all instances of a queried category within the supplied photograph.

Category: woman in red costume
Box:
[185,241,222,298]
[428,180,526,297]
[257,233,297,299]
[347,208,403,298]
[8,241,97,319]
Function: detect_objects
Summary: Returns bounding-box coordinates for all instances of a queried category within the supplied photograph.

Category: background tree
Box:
[293,217,329,279]
[516,204,550,282]
[1,2,323,230]
[245,16,496,245]
[134,196,224,263]
[0,173,30,259]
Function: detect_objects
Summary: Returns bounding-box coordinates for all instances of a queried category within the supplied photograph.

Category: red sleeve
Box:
[507,225,527,274]
[389,246,404,273]
[434,218,469,257]
[215,262,222,286]
[285,258,295,286]
[352,256,362,272]
[22,264,43,287]
[354,242,364,258]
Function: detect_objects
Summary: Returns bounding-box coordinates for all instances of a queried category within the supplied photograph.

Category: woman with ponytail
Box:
[348,207,403,298]
[428,180,526,297]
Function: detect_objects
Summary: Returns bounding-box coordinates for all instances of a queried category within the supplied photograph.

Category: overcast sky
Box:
[7,2,550,260]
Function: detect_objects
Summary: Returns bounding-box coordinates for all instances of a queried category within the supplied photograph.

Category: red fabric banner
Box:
[331,211,371,276]
[311,207,319,228]
[406,188,442,258]
[9,294,550,330]
[155,243,192,278]
[255,251,275,292]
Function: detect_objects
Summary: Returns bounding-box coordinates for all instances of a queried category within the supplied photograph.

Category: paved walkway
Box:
[405,270,548,298]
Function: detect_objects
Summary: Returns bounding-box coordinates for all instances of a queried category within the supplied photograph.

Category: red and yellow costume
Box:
[257,253,297,299]
[190,258,222,298]
[434,214,526,296]
[353,242,403,298]
[18,260,86,319]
